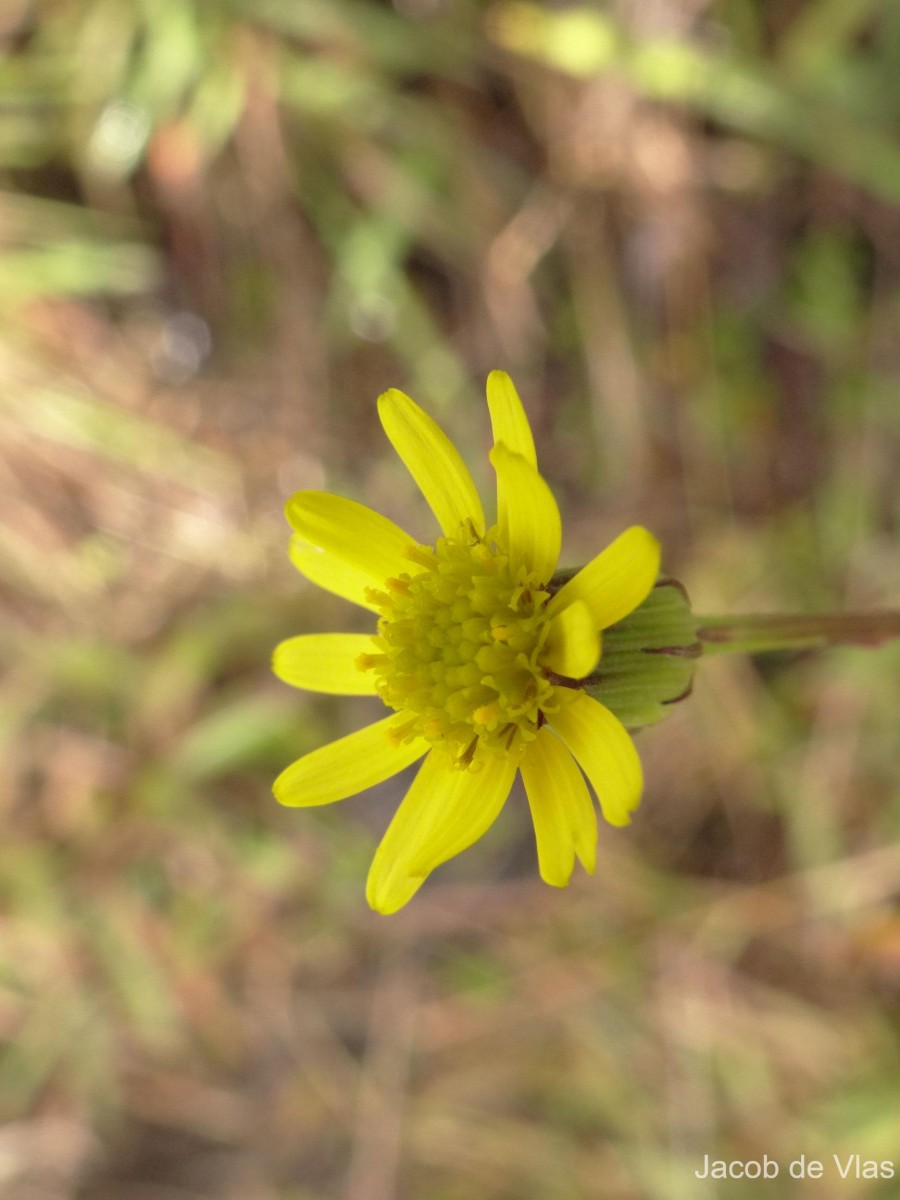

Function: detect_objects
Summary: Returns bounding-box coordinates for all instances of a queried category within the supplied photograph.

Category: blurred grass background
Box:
[2,0,900,1197]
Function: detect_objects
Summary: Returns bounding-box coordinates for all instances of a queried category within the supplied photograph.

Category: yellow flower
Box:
[273,372,660,913]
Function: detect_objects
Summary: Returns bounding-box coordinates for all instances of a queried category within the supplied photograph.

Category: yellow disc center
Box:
[358,526,559,764]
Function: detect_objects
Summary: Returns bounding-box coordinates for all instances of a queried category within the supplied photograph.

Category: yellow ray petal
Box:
[273,713,428,807]
[366,748,447,914]
[286,492,417,610]
[486,370,536,466]
[546,526,660,630]
[541,599,601,679]
[272,634,379,695]
[549,692,642,827]
[404,746,518,878]
[367,746,517,910]
[288,537,377,613]
[520,726,598,885]
[378,388,485,538]
[489,442,561,583]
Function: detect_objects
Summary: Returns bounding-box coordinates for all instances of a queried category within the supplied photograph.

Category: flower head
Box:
[273,372,660,913]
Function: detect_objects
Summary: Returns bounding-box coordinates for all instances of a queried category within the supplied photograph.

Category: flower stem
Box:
[696,612,900,657]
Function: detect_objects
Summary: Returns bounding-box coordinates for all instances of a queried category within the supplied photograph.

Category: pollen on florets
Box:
[357,524,560,764]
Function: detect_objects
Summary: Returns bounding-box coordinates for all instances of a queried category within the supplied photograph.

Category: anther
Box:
[387,718,418,745]
[356,653,389,672]
[405,544,438,570]
[456,736,479,769]
[364,586,392,608]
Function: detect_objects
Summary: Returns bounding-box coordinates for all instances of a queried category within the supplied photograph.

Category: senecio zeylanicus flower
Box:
[273,372,661,913]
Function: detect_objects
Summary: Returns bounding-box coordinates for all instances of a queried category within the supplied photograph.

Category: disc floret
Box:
[358,524,561,763]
